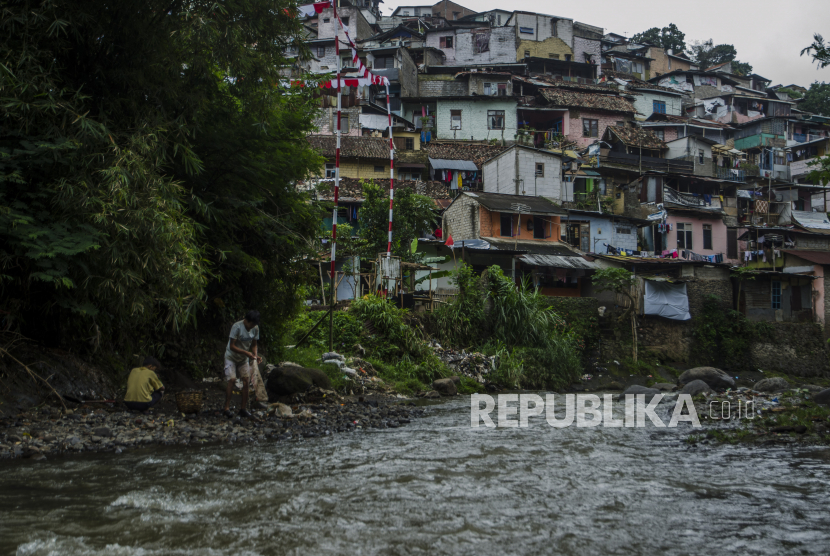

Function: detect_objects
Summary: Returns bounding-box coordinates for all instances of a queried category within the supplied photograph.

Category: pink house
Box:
[538,86,636,148]
[664,213,736,263]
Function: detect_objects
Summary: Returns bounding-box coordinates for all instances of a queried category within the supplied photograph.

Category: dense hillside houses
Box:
[295,1,830,334]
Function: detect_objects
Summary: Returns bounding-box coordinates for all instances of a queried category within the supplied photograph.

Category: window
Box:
[325,163,336,178]
[341,17,349,26]
[440,36,454,48]
[487,110,505,130]
[323,18,330,23]
[698,149,705,164]
[405,137,414,151]
[332,113,349,130]
[772,281,782,309]
[535,163,544,177]
[774,154,786,165]
[565,54,572,62]
[450,109,462,130]
[497,15,501,25]
[402,11,409,16]
[374,56,394,69]
[317,46,326,57]
[549,54,560,59]
[551,19,558,37]
[654,129,665,140]
[582,118,598,137]
[677,223,692,249]
[500,213,515,236]
[374,165,384,173]
[653,100,667,114]
[497,83,507,96]
[483,82,492,96]
[703,224,712,250]
[453,11,460,20]
[414,8,420,15]
[524,50,531,58]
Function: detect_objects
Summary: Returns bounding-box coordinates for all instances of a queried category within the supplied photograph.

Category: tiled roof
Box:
[315,178,451,202]
[424,142,509,169]
[463,191,566,215]
[606,125,667,150]
[604,71,682,94]
[646,113,733,129]
[307,135,390,159]
[539,88,636,113]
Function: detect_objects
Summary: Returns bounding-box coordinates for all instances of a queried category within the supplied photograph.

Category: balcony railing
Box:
[715,167,746,182]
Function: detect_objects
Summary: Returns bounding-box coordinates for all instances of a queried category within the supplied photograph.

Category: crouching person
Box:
[223,310,262,418]
[125,357,165,412]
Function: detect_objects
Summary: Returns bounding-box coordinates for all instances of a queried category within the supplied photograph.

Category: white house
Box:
[482,145,563,199]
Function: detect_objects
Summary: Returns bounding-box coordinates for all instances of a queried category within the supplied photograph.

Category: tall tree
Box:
[687,39,738,69]
[0,1,322,350]
[631,23,685,53]
[732,61,753,76]
[799,82,830,116]
[802,33,830,68]
[357,182,436,262]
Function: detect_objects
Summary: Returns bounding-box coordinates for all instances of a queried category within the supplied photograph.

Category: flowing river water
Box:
[2,395,830,555]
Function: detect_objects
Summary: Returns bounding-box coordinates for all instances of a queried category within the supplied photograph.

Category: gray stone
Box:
[266,366,332,399]
[813,388,830,405]
[68,437,81,446]
[448,376,461,384]
[680,380,714,397]
[678,367,735,389]
[93,427,112,437]
[617,385,662,403]
[652,383,676,392]
[321,352,344,362]
[432,378,458,396]
[423,390,441,399]
[753,377,790,393]
[802,384,825,393]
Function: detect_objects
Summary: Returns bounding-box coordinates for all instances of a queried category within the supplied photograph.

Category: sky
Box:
[380,0,830,87]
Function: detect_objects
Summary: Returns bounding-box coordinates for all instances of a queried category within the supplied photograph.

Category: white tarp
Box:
[644,281,691,321]
[360,113,390,131]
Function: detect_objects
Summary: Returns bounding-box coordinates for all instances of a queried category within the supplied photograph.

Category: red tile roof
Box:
[539,88,636,113]
[307,135,390,159]
[424,142,509,169]
[606,125,667,150]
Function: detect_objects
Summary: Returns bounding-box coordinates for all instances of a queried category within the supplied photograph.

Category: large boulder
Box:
[652,383,676,392]
[432,378,458,396]
[266,366,332,400]
[678,367,735,389]
[813,388,830,405]
[617,385,662,403]
[753,377,790,393]
[680,380,714,397]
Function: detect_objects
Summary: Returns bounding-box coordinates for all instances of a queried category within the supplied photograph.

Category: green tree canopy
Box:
[731,61,753,76]
[800,82,830,116]
[631,23,686,53]
[687,39,738,69]
[1,0,322,350]
[802,33,830,68]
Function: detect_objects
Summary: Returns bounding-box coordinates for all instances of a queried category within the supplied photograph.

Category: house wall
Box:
[566,215,637,253]
[743,276,814,323]
[431,0,477,20]
[443,194,480,240]
[632,91,683,120]
[665,214,730,259]
[567,109,629,148]
[435,98,518,141]
[314,106,362,136]
[482,148,562,198]
[397,47,418,97]
[424,27,516,65]
[573,36,602,75]
[511,13,574,46]
[418,74,468,97]
[316,7,373,41]
[484,210,562,242]
[468,75,514,96]
[318,158,391,180]
[517,37,573,61]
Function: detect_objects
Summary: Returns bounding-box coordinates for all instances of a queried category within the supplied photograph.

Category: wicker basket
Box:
[175,390,203,414]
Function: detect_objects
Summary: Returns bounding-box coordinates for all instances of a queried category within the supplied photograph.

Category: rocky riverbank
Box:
[0,398,428,462]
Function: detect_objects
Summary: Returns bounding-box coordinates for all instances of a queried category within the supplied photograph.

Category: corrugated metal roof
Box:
[782,250,830,265]
[482,238,579,255]
[428,158,478,171]
[792,210,830,231]
[467,192,566,215]
[518,254,601,268]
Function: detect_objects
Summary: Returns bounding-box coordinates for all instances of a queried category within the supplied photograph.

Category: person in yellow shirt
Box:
[125,357,165,411]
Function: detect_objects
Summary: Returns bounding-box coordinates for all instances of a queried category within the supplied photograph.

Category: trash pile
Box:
[319,352,393,396]
[430,341,495,384]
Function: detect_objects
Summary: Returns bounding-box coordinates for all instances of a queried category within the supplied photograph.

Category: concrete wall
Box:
[316,7,373,41]
[418,74,468,97]
[750,323,829,377]
[511,13,574,46]
[424,27,516,65]
[443,193,480,240]
[314,106,362,136]
[566,214,637,253]
[435,98,518,142]
[632,91,683,120]
[482,148,562,198]
[573,36,602,75]
[567,109,629,148]
[665,214,731,260]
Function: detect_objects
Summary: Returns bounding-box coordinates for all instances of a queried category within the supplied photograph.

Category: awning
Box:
[518,254,600,269]
[429,158,477,171]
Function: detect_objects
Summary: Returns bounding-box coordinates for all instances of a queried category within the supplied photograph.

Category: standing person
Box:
[124,357,165,412]
[223,310,263,418]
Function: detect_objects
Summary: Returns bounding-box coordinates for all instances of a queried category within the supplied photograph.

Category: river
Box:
[3,395,830,555]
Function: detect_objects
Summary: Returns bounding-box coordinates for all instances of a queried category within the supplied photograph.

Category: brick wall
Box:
[418,75,467,97]
[573,37,602,75]
[435,98,518,142]
[568,110,629,148]
[443,194,480,240]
